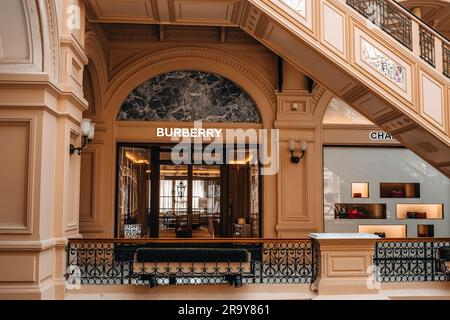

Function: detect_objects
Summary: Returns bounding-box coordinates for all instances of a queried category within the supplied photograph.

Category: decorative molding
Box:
[0,119,32,234]
[45,0,59,81]
[0,238,68,250]
[106,47,277,108]
[341,84,370,104]
[105,25,258,44]
[312,84,326,106]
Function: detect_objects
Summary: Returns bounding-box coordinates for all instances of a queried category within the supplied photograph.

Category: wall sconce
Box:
[70,118,95,155]
[288,139,307,164]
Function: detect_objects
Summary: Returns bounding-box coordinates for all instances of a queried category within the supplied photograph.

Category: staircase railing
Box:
[345,0,449,78]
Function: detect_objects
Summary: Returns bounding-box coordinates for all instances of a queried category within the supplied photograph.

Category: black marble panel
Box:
[117,71,260,123]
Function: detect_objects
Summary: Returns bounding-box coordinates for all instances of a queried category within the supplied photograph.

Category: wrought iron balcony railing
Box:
[345,0,449,78]
[66,239,317,287]
[346,0,412,50]
[444,43,450,78]
[374,239,450,282]
[419,26,435,67]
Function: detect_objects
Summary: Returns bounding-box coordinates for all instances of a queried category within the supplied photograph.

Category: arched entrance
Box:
[115,71,264,239]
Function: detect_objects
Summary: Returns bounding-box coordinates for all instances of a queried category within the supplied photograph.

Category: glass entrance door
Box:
[159,164,189,237]
[116,143,261,239]
[157,156,222,238]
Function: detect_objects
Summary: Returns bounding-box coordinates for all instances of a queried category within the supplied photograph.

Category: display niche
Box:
[334,203,386,219]
[417,225,434,238]
[352,183,369,198]
[396,204,444,220]
[358,225,407,238]
[380,182,420,198]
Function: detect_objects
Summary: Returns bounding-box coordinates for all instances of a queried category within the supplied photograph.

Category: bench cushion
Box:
[136,248,250,263]
[439,247,450,260]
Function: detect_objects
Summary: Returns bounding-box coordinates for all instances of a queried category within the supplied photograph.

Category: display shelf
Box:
[358,225,407,238]
[417,225,434,238]
[396,204,444,220]
[352,182,369,198]
[380,182,420,198]
[334,203,386,219]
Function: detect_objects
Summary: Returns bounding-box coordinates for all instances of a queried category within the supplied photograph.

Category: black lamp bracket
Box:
[70,136,92,155]
[290,150,305,164]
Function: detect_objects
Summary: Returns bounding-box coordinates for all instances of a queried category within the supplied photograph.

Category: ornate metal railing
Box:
[66,239,317,287]
[346,0,412,49]
[374,239,450,283]
[346,0,449,78]
[419,26,435,67]
[444,43,450,79]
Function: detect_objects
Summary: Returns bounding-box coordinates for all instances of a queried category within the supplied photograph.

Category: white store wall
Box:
[323,146,450,237]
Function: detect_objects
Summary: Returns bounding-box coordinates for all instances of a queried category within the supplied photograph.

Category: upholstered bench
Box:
[132,247,251,287]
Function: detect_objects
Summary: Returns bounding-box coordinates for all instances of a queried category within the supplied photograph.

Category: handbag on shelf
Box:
[391,190,404,197]
[348,209,365,219]
[415,212,427,219]
[407,212,416,219]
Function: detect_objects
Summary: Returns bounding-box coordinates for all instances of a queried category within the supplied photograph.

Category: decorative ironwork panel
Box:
[66,239,317,287]
[346,0,412,50]
[374,240,450,283]
[419,26,435,67]
[361,38,406,90]
[444,43,450,79]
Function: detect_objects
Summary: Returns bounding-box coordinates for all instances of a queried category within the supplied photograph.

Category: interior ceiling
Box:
[83,0,244,26]
[398,0,450,39]
[84,0,450,39]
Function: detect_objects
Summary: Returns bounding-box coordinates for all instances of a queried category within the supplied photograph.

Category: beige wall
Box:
[0,0,88,299]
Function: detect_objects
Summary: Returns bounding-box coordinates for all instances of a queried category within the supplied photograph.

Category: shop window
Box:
[117,146,151,238]
[380,182,420,198]
[352,182,369,198]
[396,204,444,220]
[116,144,261,239]
[323,146,450,238]
[358,225,407,238]
[417,225,434,238]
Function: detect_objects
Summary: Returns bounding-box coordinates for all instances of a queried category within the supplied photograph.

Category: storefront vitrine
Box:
[115,143,261,238]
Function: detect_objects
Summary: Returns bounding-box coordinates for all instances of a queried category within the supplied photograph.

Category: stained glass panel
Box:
[361,39,406,90]
[281,0,306,16]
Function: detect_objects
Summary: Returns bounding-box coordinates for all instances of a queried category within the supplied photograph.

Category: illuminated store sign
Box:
[369,131,394,141]
[157,128,223,139]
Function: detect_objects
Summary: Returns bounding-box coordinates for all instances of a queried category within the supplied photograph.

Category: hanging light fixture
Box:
[176,181,187,199]
[70,118,95,155]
